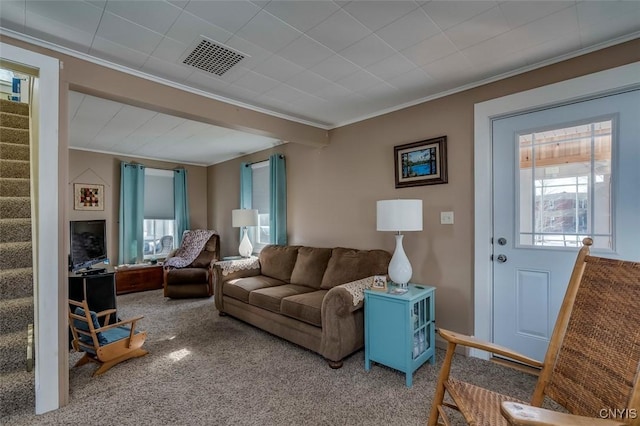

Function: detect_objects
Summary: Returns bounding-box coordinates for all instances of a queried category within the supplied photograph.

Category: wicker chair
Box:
[428,238,640,426]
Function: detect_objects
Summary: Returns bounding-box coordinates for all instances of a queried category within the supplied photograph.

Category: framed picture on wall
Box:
[74,183,104,211]
[394,136,448,188]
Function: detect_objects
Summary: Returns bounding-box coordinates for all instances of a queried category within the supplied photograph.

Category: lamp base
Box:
[238,228,253,258]
[388,234,412,286]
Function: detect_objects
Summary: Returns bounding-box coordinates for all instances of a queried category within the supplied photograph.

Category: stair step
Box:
[0,369,34,418]
[0,242,33,270]
[0,218,32,243]
[0,99,29,116]
[0,142,30,161]
[0,268,33,299]
[0,127,29,145]
[0,297,33,335]
[0,197,31,219]
[0,177,30,197]
[0,159,30,179]
[0,329,29,373]
[0,112,29,130]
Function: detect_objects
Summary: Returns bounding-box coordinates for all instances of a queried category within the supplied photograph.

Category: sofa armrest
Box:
[324,276,374,315]
[319,276,375,363]
[212,257,261,312]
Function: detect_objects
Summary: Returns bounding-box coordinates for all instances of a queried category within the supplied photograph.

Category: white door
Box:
[492,88,640,362]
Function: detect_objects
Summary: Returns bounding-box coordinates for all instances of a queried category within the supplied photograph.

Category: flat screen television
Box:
[70,219,107,272]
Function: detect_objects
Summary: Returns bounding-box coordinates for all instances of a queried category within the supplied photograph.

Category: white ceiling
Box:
[68,91,281,165]
[2,1,639,165]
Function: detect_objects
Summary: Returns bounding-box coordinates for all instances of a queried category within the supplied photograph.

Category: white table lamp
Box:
[377,199,423,288]
[232,209,259,257]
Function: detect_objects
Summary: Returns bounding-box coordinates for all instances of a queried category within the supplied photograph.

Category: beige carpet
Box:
[4,290,538,425]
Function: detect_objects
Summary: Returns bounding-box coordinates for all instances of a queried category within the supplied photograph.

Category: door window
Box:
[518,119,613,249]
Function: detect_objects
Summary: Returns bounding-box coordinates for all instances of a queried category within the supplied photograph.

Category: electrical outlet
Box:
[441,211,454,225]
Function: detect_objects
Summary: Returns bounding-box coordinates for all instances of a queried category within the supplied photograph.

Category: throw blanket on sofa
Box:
[164,229,216,269]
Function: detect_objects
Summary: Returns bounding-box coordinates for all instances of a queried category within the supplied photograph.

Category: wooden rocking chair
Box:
[68,299,148,376]
[429,238,640,426]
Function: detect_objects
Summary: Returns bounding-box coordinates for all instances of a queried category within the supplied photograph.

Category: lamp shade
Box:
[376,199,423,232]
[232,209,259,227]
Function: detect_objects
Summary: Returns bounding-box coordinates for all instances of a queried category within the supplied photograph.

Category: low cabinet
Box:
[364,284,436,387]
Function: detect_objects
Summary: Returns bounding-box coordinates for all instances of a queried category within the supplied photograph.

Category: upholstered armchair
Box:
[163,231,220,298]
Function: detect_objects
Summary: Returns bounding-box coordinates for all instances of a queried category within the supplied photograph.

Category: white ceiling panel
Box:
[235,10,301,52]
[3,1,637,164]
[374,8,440,52]
[422,1,498,30]
[338,34,396,68]
[105,1,182,34]
[401,33,458,67]
[252,54,306,82]
[285,70,331,94]
[444,6,511,50]
[149,36,189,62]
[90,37,148,69]
[22,12,94,53]
[164,11,233,46]
[96,12,163,55]
[306,9,371,52]
[277,35,334,69]
[231,70,280,94]
[310,54,360,82]
[499,0,574,29]
[263,1,340,33]
[25,0,102,34]
[337,69,386,92]
[342,1,418,32]
[0,1,26,32]
[368,53,417,81]
[184,0,261,33]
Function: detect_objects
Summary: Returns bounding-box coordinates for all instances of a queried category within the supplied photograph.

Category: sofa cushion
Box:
[290,247,333,289]
[320,247,391,290]
[223,275,284,303]
[281,290,327,327]
[249,284,314,314]
[259,245,300,283]
[166,268,208,285]
[190,234,219,268]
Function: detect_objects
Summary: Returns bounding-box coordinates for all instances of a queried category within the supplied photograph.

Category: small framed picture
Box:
[74,183,104,211]
[371,275,388,291]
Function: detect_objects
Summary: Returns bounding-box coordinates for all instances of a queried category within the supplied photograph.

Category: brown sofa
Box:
[213,245,391,368]
[163,233,220,298]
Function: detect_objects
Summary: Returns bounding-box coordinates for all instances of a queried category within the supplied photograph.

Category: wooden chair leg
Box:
[73,353,93,368]
[428,341,457,426]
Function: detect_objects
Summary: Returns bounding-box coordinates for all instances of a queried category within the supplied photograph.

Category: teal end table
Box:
[364,283,436,387]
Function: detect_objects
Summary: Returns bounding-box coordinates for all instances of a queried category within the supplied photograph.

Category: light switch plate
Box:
[441,211,454,225]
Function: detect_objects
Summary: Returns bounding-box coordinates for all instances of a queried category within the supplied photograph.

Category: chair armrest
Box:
[439,328,544,369]
[97,316,144,332]
[501,402,627,426]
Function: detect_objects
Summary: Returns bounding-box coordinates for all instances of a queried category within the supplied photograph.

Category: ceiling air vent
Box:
[182,38,246,76]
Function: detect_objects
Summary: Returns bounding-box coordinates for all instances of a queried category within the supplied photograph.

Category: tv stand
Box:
[80,267,106,276]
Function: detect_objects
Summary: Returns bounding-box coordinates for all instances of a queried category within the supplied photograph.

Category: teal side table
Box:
[364,284,436,387]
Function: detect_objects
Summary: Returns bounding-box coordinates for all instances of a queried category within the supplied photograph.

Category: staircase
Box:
[0,98,35,418]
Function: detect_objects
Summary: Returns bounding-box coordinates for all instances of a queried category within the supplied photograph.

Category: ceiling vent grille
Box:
[182,39,245,76]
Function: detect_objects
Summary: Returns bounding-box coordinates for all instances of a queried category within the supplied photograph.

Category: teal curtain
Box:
[269,154,287,245]
[119,162,145,264]
[240,162,252,209]
[174,169,190,243]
